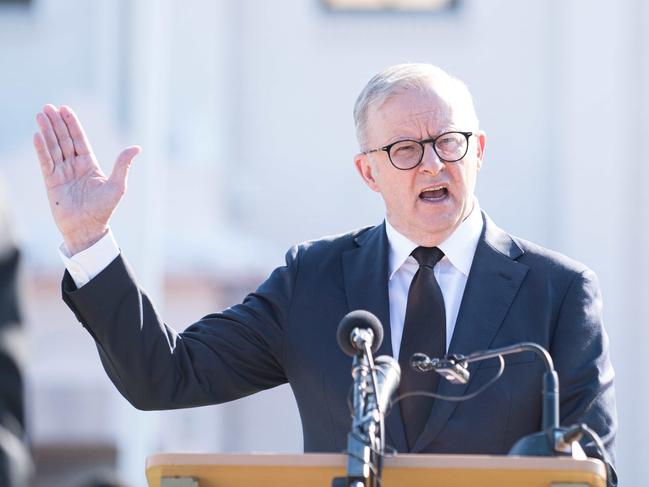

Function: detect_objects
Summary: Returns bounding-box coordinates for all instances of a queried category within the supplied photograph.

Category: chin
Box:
[408,220,451,243]
[426,215,463,238]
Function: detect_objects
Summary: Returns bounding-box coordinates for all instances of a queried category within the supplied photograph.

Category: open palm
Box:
[33,105,140,254]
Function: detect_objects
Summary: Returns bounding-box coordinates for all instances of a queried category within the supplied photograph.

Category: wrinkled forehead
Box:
[366,84,473,136]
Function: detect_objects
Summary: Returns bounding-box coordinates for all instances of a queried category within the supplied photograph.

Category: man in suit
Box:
[33,64,616,472]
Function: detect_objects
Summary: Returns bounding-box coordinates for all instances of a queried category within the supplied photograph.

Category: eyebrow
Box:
[383,127,463,145]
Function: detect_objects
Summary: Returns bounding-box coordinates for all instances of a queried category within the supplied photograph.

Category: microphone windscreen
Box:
[337,310,384,356]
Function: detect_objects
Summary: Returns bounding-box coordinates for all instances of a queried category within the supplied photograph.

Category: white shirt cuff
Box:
[58,230,120,288]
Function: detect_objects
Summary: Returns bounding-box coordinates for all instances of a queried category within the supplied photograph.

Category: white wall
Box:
[0,0,645,484]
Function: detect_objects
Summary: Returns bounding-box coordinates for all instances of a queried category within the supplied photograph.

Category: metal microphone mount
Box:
[411,342,586,459]
[336,329,382,487]
[333,310,398,487]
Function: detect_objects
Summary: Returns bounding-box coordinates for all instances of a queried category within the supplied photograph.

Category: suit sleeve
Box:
[62,246,300,411]
[551,268,617,475]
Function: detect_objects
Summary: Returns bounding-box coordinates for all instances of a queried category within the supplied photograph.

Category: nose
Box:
[418,142,444,175]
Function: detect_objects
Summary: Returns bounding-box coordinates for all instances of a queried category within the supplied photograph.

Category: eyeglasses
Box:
[363,131,473,170]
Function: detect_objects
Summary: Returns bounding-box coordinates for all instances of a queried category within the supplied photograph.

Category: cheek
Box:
[449,163,477,192]
[377,170,406,194]
[378,179,413,211]
[447,165,466,188]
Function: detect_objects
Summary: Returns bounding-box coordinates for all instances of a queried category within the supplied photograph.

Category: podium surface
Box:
[146,452,606,487]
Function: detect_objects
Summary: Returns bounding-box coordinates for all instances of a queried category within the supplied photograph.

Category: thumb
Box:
[109,145,141,189]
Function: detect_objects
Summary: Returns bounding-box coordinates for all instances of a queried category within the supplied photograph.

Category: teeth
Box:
[421,185,446,192]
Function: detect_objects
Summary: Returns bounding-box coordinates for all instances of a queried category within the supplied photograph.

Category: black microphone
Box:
[337,310,384,357]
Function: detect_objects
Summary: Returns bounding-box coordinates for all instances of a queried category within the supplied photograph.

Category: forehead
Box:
[366,86,467,142]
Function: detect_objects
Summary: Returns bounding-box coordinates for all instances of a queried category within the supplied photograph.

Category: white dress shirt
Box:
[385,203,483,360]
[59,231,120,288]
[59,205,484,361]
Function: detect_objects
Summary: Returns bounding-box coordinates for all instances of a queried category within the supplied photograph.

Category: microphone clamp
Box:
[410,353,470,384]
[350,328,375,356]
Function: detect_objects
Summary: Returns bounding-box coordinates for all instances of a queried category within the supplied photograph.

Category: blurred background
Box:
[0,0,646,485]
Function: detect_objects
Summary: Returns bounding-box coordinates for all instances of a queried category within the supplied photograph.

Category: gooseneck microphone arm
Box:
[458,342,558,430]
[411,342,558,430]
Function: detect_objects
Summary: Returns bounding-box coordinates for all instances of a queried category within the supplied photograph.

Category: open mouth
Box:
[419,185,448,202]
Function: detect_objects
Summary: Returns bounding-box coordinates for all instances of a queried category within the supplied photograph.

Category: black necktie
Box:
[398,246,446,450]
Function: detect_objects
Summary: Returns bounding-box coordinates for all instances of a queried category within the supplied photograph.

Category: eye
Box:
[436,133,462,152]
[392,141,419,155]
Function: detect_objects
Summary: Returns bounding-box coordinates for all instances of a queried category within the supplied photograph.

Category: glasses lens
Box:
[389,140,423,169]
[435,132,468,162]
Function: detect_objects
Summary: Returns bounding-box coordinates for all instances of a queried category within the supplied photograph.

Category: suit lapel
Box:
[412,213,530,452]
[342,223,409,453]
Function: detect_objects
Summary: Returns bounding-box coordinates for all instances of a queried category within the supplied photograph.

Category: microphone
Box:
[409,343,595,463]
[334,311,397,487]
[337,310,384,357]
[371,355,401,413]
[338,311,399,415]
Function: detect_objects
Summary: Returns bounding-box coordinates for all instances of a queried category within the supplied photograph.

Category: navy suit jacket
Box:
[62,213,616,465]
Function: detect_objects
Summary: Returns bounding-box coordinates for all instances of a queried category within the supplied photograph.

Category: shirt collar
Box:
[385,199,484,280]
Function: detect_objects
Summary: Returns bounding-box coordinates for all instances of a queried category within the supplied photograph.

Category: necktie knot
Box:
[411,246,444,268]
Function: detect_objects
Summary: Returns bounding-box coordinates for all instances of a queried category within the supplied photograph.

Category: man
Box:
[33,64,616,471]
[0,186,31,487]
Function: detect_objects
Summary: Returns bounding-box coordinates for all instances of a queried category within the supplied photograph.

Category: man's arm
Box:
[551,268,617,478]
[61,245,297,410]
[33,104,293,412]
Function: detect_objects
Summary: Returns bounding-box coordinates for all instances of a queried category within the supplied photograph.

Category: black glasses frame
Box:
[363,131,473,170]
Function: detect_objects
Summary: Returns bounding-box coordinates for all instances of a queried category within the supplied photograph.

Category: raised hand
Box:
[33,105,140,255]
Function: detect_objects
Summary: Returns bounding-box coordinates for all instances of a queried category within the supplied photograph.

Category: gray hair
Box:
[353,63,479,149]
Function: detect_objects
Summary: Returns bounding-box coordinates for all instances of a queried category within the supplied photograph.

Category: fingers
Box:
[35,111,63,165]
[59,105,93,156]
[43,104,75,161]
[33,132,54,177]
[109,146,141,191]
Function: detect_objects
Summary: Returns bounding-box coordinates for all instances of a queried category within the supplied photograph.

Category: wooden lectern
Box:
[146,453,607,487]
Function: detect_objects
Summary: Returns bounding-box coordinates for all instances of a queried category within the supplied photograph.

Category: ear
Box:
[354,153,380,192]
[474,130,487,171]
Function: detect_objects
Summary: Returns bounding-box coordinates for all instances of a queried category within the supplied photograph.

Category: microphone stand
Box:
[414,342,583,458]
[412,341,615,486]
[333,330,384,487]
